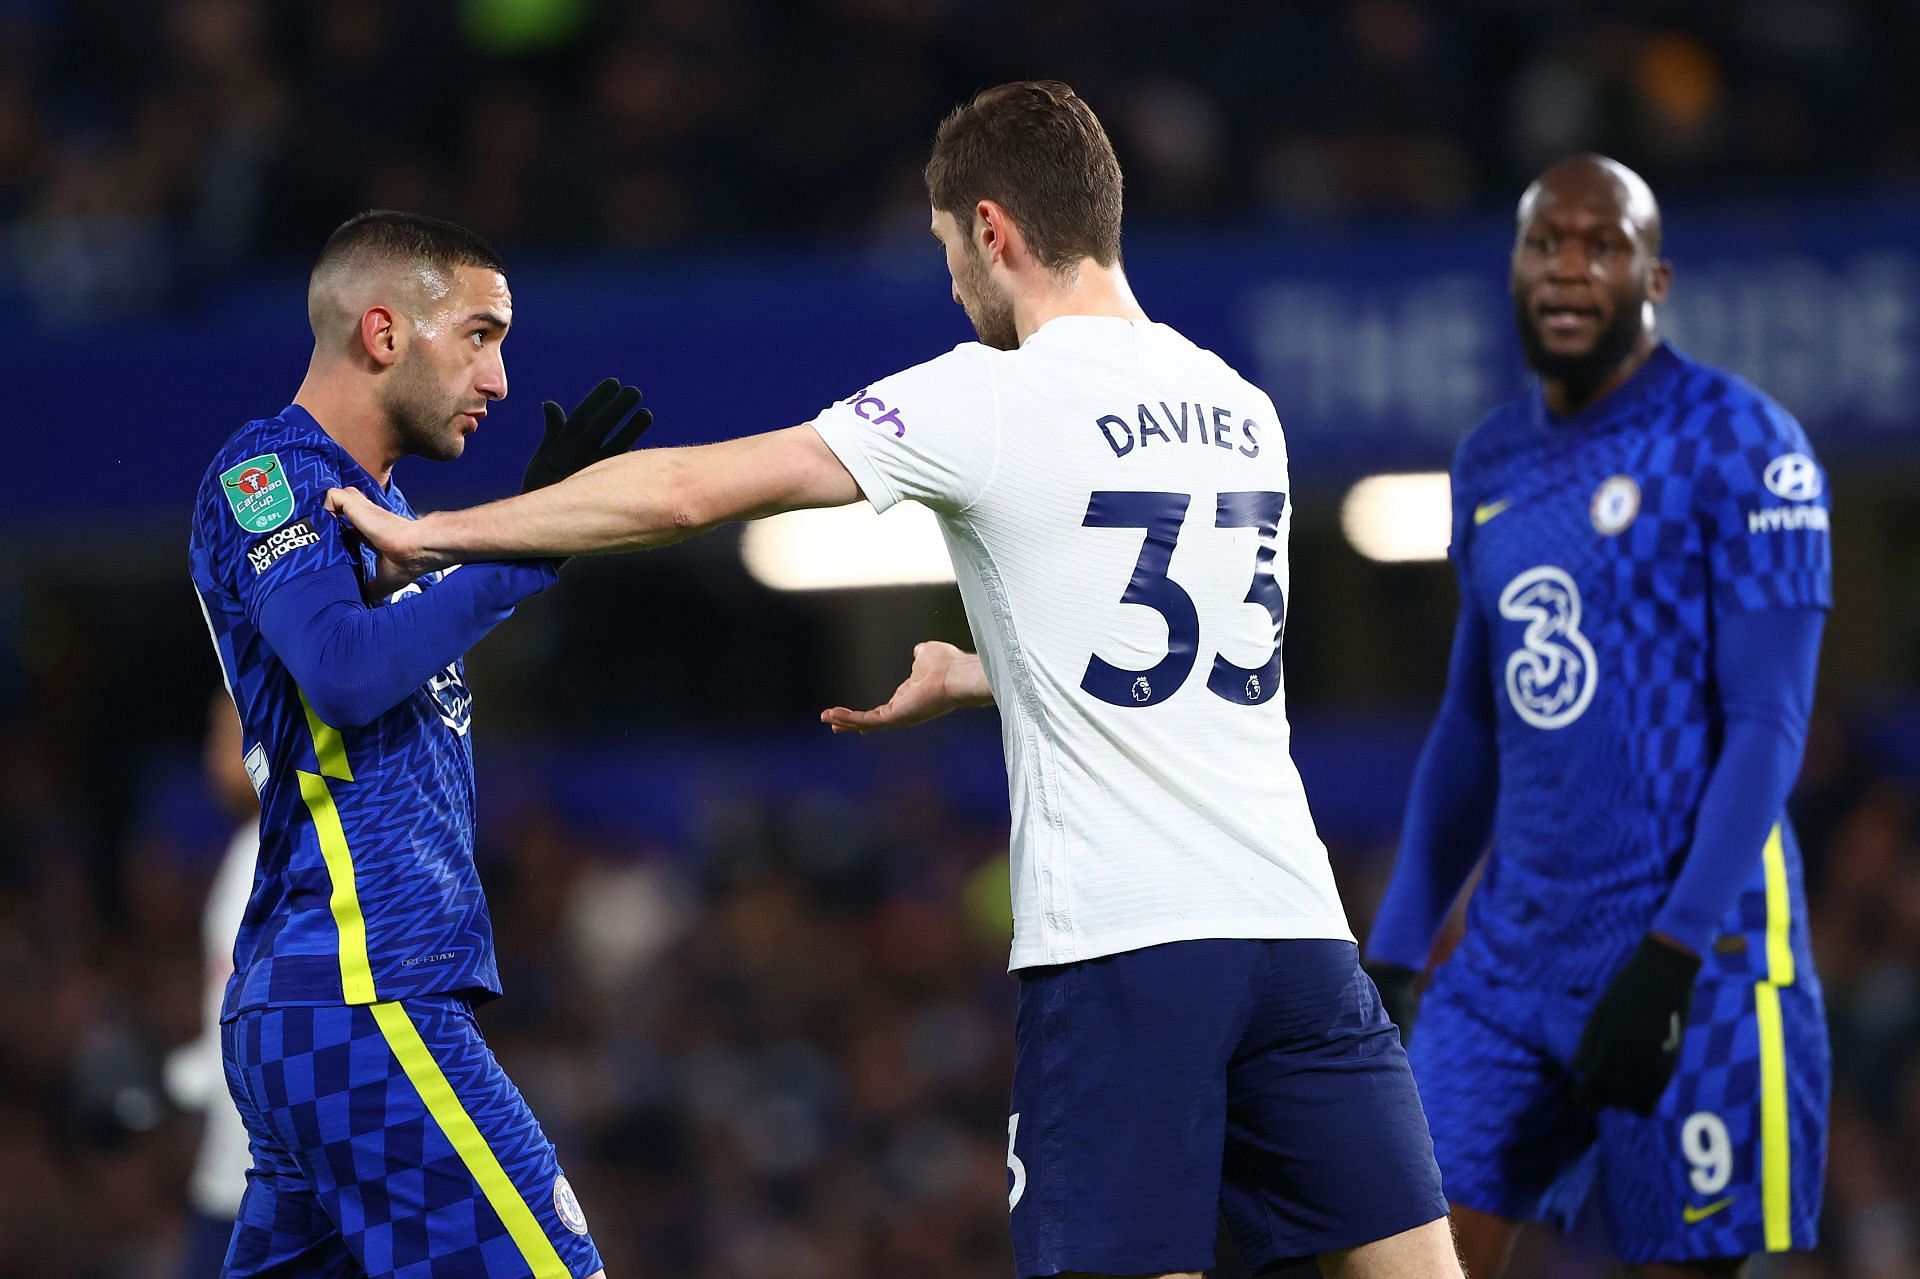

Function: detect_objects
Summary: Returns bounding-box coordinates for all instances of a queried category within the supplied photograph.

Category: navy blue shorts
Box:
[221,997,602,1279]
[1007,939,1447,1277]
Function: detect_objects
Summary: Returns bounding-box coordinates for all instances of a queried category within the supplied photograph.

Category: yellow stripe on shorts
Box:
[370,1002,571,1279]
[1755,822,1794,1252]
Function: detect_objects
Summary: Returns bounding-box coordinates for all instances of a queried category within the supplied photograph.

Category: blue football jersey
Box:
[1448,344,1830,990]
[189,406,500,1015]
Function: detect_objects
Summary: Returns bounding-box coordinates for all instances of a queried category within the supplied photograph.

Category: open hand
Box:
[523,379,652,493]
[821,641,990,734]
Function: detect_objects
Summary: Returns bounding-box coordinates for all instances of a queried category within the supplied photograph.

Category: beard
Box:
[381,350,469,462]
[956,248,1019,351]
[1513,287,1647,403]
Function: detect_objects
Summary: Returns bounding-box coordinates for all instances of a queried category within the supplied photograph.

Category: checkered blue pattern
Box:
[1444,344,1832,991]
[190,405,501,1013]
[1413,956,1828,1262]
[221,997,601,1279]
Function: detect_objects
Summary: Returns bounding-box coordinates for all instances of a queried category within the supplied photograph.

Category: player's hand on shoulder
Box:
[1572,933,1702,1116]
[325,486,434,582]
[522,378,652,493]
[357,538,419,601]
[821,641,991,735]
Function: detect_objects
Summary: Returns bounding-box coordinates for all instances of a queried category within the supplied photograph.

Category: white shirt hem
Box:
[1007,914,1357,972]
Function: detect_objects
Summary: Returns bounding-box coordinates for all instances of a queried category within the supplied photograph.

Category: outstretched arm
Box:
[820,642,995,734]
[260,559,557,729]
[327,425,862,575]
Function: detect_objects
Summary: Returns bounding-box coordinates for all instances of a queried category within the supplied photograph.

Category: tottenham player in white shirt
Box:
[326,81,1459,1279]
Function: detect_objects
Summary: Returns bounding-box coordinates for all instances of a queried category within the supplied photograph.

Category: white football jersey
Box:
[162,823,257,1217]
[811,315,1352,969]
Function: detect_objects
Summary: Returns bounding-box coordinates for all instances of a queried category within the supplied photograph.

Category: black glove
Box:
[1572,935,1702,1115]
[1366,962,1422,1046]
[521,378,652,493]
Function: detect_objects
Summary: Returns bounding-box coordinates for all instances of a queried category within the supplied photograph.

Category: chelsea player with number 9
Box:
[1365,156,1832,1279]
[326,81,1462,1279]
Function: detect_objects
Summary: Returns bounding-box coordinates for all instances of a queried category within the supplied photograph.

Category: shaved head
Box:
[307,211,507,345]
[1517,154,1662,257]
[1510,154,1672,413]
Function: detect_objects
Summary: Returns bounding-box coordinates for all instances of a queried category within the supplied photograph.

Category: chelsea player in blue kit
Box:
[1365,156,1830,1279]
[189,212,647,1278]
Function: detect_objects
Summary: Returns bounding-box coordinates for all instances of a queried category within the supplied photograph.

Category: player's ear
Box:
[976,199,1018,268]
[359,305,401,368]
[1647,258,1673,306]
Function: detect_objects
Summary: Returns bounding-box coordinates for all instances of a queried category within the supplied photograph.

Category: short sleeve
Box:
[1697,397,1833,616]
[808,344,1003,514]
[200,441,358,624]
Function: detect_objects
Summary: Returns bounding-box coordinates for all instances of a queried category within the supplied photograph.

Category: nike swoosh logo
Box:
[1474,500,1512,525]
[1683,1196,1735,1224]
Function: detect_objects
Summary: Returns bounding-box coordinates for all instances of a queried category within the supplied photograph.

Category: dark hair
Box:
[311,210,505,284]
[924,80,1123,271]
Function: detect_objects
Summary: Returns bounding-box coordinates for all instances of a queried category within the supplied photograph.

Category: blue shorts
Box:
[1008,939,1447,1278]
[221,997,602,1279]
[1413,957,1829,1264]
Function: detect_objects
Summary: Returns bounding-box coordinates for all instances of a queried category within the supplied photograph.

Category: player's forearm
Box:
[1368,705,1498,969]
[410,450,711,567]
[1366,602,1498,970]
[261,561,554,728]
[1651,609,1823,954]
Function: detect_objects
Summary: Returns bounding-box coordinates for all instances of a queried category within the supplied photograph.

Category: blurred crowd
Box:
[4,0,1918,323]
[5,2,1920,1275]
[2,691,1919,1276]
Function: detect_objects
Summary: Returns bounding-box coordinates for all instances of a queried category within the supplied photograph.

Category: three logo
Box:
[1498,566,1597,730]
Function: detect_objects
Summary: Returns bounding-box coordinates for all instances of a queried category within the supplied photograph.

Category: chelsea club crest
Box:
[554,1174,590,1235]
[1590,474,1641,536]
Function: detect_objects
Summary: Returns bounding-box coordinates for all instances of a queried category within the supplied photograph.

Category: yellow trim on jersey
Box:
[370,1002,571,1279]
[1754,820,1795,1252]
[294,692,371,1001]
[1754,982,1792,1250]
[1762,824,1795,987]
[299,691,354,781]
[296,769,376,1004]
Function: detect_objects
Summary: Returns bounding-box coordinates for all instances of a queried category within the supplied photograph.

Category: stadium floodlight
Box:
[1340,472,1452,562]
[741,501,958,590]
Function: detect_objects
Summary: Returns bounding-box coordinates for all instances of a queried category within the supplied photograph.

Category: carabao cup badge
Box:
[221,453,295,532]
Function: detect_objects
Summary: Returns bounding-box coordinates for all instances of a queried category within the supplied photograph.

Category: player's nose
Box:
[1547,242,1592,280]
[477,353,507,401]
